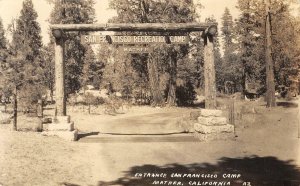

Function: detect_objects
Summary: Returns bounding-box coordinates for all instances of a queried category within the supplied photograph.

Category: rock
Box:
[194,132,234,141]
[200,109,223,117]
[190,111,201,120]
[34,120,43,132]
[177,117,194,132]
[43,122,74,131]
[194,95,205,104]
[42,117,52,124]
[197,116,227,126]
[52,116,70,124]
[194,123,234,134]
[41,130,78,141]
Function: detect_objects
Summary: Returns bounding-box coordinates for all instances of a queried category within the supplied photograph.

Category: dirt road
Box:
[0,99,300,185]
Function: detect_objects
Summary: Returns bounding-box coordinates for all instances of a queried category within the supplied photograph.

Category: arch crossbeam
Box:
[50,23,216,32]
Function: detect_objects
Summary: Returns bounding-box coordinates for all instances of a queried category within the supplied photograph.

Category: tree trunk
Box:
[12,86,17,131]
[147,55,164,106]
[167,52,177,107]
[50,81,54,104]
[204,35,217,109]
[241,68,246,99]
[265,0,276,107]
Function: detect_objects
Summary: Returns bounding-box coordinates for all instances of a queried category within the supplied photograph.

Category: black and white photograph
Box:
[0,0,300,185]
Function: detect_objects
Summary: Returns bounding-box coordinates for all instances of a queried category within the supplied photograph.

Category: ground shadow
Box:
[60,183,80,186]
[95,156,300,186]
[43,107,54,111]
[79,133,197,143]
[185,102,205,109]
[77,132,100,140]
[276,102,298,108]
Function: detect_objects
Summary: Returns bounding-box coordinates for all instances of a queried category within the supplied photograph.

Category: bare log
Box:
[204,35,217,109]
[50,23,217,32]
[54,31,66,116]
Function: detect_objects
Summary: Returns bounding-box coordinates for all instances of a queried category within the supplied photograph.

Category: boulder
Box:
[194,132,234,141]
[43,122,74,131]
[41,130,78,141]
[200,109,223,117]
[197,116,227,126]
[194,123,234,134]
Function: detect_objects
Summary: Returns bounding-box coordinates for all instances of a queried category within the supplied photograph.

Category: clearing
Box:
[0,98,300,186]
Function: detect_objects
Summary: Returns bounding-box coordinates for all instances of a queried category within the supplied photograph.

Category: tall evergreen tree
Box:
[265,0,276,107]
[270,0,300,97]
[49,0,96,94]
[0,18,7,102]
[81,45,104,90]
[236,0,299,100]
[109,0,198,106]
[236,0,265,98]
[221,8,234,51]
[220,8,242,93]
[12,0,42,62]
[42,44,55,103]
[9,0,45,114]
[0,18,6,50]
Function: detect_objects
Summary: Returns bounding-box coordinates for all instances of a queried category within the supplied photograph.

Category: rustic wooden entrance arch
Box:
[50,23,217,117]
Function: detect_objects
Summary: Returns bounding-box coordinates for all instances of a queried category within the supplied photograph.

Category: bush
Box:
[0,112,12,124]
[83,92,105,114]
[18,84,46,114]
[104,96,131,115]
[176,81,196,106]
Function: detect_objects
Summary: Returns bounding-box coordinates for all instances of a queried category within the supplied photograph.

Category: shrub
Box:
[176,81,196,106]
[83,92,105,114]
[0,112,12,124]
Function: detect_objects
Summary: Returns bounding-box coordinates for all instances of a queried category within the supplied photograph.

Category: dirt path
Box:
[0,99,300,185]
[68,106,199,134]
[85,100,300,186]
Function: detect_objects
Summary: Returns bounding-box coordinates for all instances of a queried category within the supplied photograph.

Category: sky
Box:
[0,0,298,45]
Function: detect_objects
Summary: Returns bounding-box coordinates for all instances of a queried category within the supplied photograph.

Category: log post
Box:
[53,29,66,116]
[203,26,217,109]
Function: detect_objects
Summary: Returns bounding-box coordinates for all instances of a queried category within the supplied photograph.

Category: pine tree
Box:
[0,18,7,103]
[9,0,45,115]
[236,0,299,101]
[0,18,6,50]
[265,0,276,107]
[109,0,198,106]
[221,8,234,52]
[220,8,242,93]
[12,0,42,62]
[49,0,96,94]
[236,0,265,98]
[270,0,300,98]
[42,44,55,103]
[81,45,104,90]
